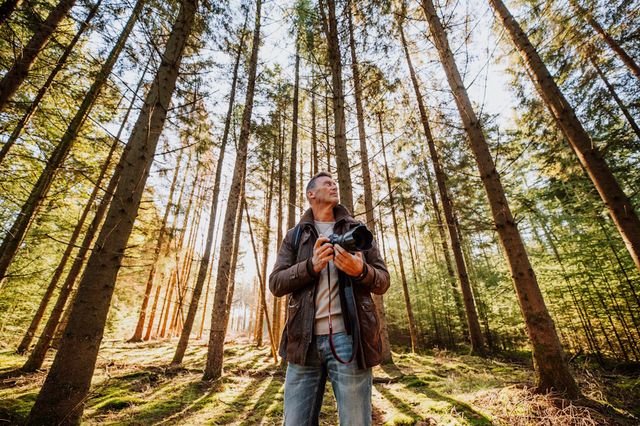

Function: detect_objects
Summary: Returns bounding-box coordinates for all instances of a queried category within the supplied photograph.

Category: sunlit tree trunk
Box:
[0,0,102,166]
[587,53,640,141]
[130,148,186,342]
[378,112,418,352]
[318,0,353,211]
[288,40,300,230]
[26,0,198,421]
[489,0,640,274]
[347,0,392,362]
[0,0,145,285]
[244,200,277,360]
[569,0,640,78]
[422,0,578,397]
[0,0,77,111]
[203,0,262,381]
[399,21,484,355]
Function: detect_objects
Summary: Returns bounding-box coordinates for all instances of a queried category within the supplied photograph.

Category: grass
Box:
[0,340,638,425]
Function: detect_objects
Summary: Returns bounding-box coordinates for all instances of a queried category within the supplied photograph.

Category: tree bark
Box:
[130,148,185,342]
[399,21,484,355]
[288,41,300,230]
[203,0,262,381]
[378,112,418,352]
[569,0,640,78]
[346,0,392,363]
[422,0,579,397]
[0,0,77,111]
[318,0,353,211]
[0,0,145,285]
[171,12,248,361]
[0,0,102,166]
[489,0,640,274]
[26,0,198,421]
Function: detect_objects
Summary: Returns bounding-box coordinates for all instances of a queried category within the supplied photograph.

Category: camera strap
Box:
[327,266,360,365]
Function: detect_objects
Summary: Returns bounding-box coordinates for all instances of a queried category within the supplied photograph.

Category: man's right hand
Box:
[312,237,333,274]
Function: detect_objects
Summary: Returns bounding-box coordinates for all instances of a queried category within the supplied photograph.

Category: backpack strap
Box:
[292,224,303,253]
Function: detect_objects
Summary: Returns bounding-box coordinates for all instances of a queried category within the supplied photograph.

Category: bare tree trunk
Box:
[587,53,640,141]
[490,0,640,274]
[378,112,418,352]
[422,0,578,397]
[318,0,353,211]
[421,147,466,329]
[26,0,198,421]
[346,0,391,363]
[399,21,484,354]
[0,0,145,285]
[569,0,640,78]
[0,0,102,166]
[225,188,246,335]
[288,41,300,230]
[0,0,23,26]
[203,0,262,381]
[244,200,277,361]
[0,0,77,110]
[131,148,186,342]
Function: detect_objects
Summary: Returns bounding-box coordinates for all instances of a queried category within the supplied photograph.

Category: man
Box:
[269,172,390,426]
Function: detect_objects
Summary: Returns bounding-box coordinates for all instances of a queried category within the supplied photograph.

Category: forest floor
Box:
[0,339,639,425]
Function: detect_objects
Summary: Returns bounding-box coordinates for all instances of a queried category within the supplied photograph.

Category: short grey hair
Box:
[306,171,333,194]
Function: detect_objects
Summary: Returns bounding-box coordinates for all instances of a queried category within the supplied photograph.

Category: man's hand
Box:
[312,237,334,274]
[334,244,364,277]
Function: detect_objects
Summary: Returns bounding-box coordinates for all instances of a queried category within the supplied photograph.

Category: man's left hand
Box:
[333,244,364,277]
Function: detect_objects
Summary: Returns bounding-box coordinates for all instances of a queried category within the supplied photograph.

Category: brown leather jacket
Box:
[268,204,390,369]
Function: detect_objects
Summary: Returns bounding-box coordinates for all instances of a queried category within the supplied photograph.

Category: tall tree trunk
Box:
[18,60,147,364]
[287,40,300,230]
[0,0,23,26]
[587,53,640,141]
[131,148,186,342]
[311,75,318,174]
[273,117,285,340]
[324,86,331,174]
[421,146,466,329]
[0,0,77,111]
[173,5,248,354]
[399,21,484,355]
[0,0,102,166]
[244,199,277,361]
[203,0,262,381]
[318,0,353,211]
[255,160,275,347]
[489,0,640,274]
[378,112,418,352]
[569,0,640,78]
[0,0,145,285]
[26,0,198,421]
[422,0,578,397]
[346,0,391,363]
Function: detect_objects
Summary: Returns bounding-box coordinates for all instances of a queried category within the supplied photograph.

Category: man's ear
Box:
[307,190,315,201]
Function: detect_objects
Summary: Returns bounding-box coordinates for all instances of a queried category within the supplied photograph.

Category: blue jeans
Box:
[283,332,372,426]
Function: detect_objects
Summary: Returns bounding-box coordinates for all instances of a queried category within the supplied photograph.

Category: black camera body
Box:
[327,224,373,252]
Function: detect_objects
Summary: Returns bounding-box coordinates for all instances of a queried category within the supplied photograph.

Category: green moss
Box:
[94,396,144,412]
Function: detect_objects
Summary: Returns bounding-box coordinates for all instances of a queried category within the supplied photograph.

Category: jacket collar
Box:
[299,203,353,226]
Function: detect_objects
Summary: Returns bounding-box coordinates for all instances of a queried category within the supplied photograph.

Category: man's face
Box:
[308,176,339,207]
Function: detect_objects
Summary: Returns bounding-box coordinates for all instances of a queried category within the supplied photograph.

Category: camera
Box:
[328,224,373,252]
